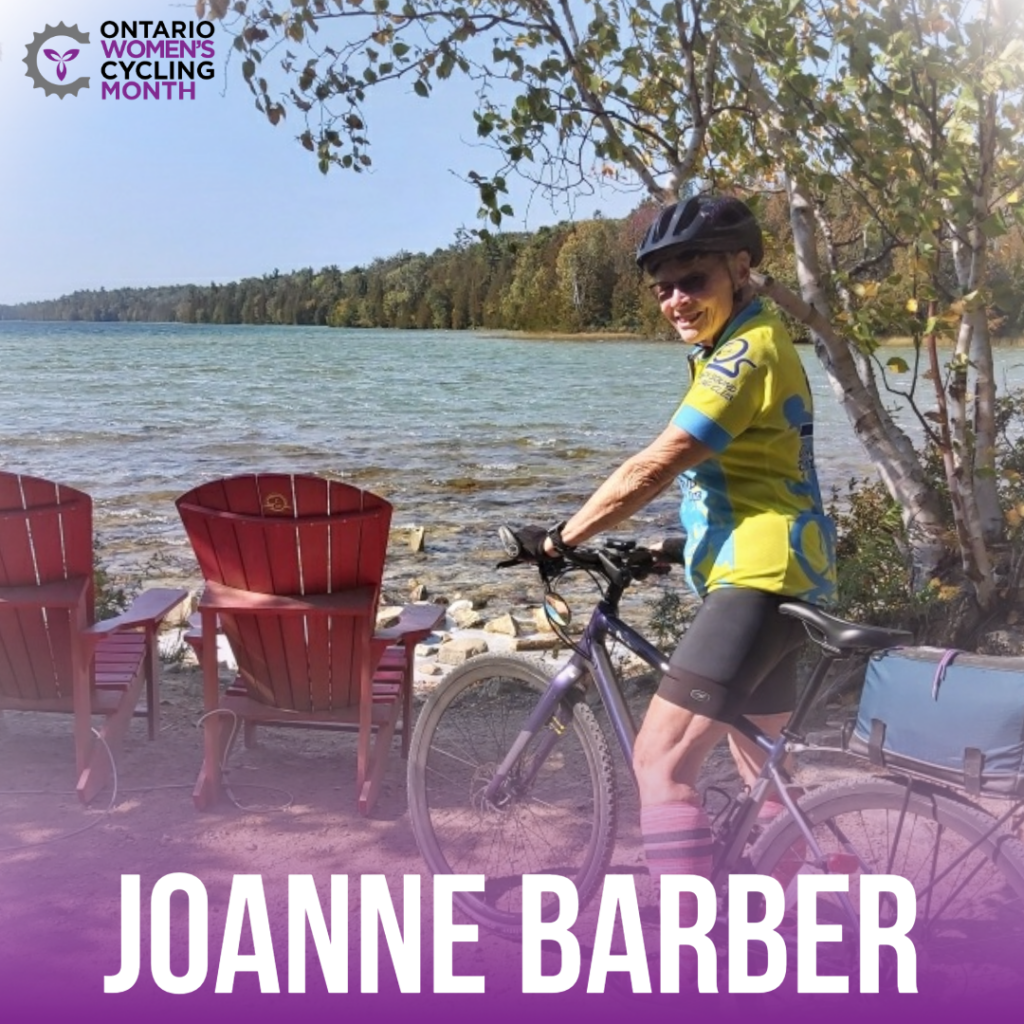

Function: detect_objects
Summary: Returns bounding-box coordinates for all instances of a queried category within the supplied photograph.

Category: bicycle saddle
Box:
[779,602,913,653]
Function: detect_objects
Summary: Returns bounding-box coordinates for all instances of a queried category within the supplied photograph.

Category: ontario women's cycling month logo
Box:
[23,19,216,101]
[22,22,90,98]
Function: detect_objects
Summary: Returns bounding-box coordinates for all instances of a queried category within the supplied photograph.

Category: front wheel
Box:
[406,654,617,934]
[749,776,1024,995]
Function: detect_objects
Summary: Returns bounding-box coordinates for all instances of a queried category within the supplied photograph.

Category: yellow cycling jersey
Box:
[670,300,837,604]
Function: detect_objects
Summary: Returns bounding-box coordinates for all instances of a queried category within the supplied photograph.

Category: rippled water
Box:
[2,321,1018,610]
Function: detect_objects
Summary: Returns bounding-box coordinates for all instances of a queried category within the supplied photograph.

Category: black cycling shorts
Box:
[659,588,807,719]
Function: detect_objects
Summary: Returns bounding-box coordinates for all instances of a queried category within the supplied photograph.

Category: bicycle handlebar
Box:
[497,524,677,589]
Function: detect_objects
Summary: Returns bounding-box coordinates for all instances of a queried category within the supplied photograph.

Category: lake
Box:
[2,321,1021,608]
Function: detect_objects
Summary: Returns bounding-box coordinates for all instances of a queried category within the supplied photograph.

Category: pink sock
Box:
[642,803,713,927]
[641,802,714,883]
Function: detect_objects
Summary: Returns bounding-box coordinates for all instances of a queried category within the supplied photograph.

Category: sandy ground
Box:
[0,655,868,1006]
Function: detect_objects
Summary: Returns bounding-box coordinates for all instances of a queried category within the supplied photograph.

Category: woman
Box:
[514,194,836,894]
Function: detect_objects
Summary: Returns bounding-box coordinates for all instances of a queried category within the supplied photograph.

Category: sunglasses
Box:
[647,270,714,303]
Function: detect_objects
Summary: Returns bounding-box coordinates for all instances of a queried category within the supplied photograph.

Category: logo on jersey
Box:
[705,338,757,380]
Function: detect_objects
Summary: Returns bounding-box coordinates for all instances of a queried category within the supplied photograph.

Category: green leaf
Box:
[980,213,1007,239]
[886,357,910,374]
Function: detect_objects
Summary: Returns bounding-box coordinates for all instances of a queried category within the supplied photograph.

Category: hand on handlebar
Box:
[498,524,567,573]
[648,534,686,565]
[511,525,554,561]
[498,525,675,586]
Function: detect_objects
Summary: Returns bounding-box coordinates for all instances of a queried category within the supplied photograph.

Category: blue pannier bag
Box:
[848,646,1024,798]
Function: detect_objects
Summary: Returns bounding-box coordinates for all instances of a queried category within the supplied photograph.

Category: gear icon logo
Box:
[23,22,90,98]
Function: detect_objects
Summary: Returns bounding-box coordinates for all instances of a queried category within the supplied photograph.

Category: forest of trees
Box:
[0,212,652,332]
[5,203,1022,339]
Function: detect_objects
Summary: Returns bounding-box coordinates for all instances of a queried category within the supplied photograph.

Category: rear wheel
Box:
[749,777,1024,995]
[407,654,617,934]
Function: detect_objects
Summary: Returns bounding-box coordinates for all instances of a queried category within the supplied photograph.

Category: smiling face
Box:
[649,251,751,348]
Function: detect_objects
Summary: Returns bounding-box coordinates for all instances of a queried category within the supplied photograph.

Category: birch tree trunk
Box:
[950,77,1002,544]
[771,180,946,584]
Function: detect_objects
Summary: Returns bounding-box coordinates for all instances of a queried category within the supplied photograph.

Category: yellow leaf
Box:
[851,280,880,299]
[905,298,919,313]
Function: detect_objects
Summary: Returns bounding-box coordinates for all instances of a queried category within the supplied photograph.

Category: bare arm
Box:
[552,423,714,551]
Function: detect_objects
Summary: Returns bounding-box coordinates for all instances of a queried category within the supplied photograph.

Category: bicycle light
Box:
[826,853,862,874]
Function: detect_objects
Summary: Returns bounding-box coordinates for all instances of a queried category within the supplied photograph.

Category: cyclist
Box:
[514,194,836,901]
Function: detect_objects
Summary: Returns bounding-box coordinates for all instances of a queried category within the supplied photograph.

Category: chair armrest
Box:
[375,603,445,646]
[198,579,376,617]
[86,587,189,636]
[0,576,88,609]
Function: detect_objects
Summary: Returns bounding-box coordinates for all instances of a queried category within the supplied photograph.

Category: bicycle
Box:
[406,530,1024,989]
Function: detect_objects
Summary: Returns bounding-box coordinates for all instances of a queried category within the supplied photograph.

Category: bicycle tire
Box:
[749,776,1024,994]
[407,653,617,934]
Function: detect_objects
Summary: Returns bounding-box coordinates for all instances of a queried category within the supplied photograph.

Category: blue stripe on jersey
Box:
[673,405,732,453]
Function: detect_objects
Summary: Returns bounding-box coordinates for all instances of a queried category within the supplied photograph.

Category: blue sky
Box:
[0,0,641,305]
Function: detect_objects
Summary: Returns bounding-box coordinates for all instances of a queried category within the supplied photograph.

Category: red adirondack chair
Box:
[176,473,443,814]
[0,472,187,803]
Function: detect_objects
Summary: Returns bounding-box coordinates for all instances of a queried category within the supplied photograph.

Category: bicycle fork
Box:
[481,657,590,806]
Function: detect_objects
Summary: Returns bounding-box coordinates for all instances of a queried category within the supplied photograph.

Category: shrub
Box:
[94,543,130,621]
[645,587,696,652]
[826,478,943,631]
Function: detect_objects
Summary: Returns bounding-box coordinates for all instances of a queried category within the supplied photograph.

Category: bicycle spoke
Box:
[408,655,616,931]
[752,779,1024,994]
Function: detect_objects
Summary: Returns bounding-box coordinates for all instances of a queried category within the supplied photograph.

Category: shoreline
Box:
[476,328,653,342]
[4,317,1023,346]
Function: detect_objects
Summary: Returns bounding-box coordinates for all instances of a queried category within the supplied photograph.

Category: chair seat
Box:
[224,647,409,722]
[0,623,157,717]
[94,631,148,689]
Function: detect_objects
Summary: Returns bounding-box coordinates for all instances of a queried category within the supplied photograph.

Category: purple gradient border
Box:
[4,865,1021,1022]
[6,977,1021,1024]
[6,927,1022,1024]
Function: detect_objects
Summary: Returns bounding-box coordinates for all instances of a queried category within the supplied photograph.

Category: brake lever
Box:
[623,548,675,581]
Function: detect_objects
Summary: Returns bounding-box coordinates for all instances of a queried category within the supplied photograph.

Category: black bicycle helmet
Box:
[636,195,764,271]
